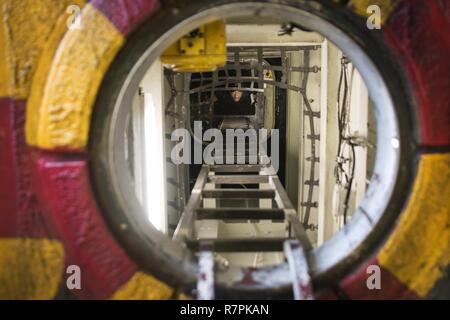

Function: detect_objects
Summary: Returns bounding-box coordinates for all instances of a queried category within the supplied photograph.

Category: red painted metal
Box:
[90,0,160,36]
[32,152,138,299]
[0,98,138,299]
[339,256,419,299]
[384,0,450,146]
[0,98,56,238]
[315,289,339,300]
[0,98,18,237]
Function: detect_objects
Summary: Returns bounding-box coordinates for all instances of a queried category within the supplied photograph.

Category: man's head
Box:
[230,90,243,102]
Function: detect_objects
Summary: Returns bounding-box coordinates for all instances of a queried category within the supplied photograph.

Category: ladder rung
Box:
[307,134,320,140]
[217,146,258,150]
[300,202,318,208]
[216,150,258,156]
[207,175,269,184]
[196,208,284,220]
[211,165,263,173]
[304,110,320,118]
[202,189,275,199]
[304,180,319,186]
[186,237,288,252]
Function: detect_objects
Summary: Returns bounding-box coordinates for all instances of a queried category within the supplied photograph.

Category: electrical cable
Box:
[334,55,356,225]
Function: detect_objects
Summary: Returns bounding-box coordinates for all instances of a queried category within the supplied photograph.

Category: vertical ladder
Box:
[173,163,314,300]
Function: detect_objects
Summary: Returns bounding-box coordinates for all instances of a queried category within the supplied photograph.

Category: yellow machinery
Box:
[161,20,226,72]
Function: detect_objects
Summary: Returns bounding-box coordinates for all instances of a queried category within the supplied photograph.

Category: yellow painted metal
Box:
[161,20,226,72]
[179,26,206,56]
[348,0,401,24]
[26,4,124,149]
[379,153,450,297]
[26,0,87,147]
[0,0,82,99]
[111,272,173,300]
[0,3,12,98]
[0,238,64,299]
[177,292,193,300]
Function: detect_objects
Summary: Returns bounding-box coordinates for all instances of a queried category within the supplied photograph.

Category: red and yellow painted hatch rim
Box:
[1,0,174,300]
[0,0,449,299]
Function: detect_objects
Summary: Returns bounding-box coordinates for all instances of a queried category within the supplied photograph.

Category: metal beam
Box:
[269,175,313,251]
[173,166,209,242]
[284,240,314,300]
[197,241,215,300]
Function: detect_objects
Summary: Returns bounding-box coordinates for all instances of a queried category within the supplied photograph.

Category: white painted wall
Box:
[297,48,322,246]
[317,41,341,244]
[132,59,168,234]
[286,51,302,209]
[227,24,324,43]
[348,67,369,209]
[317,42,371,244]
